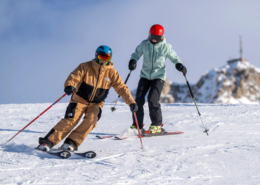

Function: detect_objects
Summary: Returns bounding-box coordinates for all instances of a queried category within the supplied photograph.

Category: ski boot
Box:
[36,143,51,152]
[147,124,166,135]
[130,125,146,135]
[37,137,53,152]
[60,143,75,152]
[60,138,78,152]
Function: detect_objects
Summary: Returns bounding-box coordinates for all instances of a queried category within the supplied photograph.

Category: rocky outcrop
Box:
[160,78,174,103]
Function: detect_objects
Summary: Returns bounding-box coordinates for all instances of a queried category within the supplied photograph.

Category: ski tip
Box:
[161,131,184,134]
[167,131,184,134]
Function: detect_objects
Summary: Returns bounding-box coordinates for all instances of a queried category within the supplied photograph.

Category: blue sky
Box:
[1,0,260,104]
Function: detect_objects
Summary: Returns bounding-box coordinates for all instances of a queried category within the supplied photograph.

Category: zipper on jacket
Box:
[89,66,101,102]
[154,52,158,63]
[150,45,155,80]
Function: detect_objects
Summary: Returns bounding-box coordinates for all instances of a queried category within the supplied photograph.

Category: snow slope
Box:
[1,103,260,184]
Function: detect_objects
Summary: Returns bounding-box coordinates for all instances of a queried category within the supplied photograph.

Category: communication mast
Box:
[227,36,247,64]
[240,36,243,60]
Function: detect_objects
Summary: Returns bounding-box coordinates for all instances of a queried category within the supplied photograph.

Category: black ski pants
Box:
[132,78,165,128]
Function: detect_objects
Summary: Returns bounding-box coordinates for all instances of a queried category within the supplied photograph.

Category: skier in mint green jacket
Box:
[128,24,187,134]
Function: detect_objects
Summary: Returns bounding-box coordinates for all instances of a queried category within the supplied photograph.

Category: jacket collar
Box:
[91,59,114,73]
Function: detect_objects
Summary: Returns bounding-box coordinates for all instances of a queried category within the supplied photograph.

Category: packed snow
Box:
[1,102,260,184]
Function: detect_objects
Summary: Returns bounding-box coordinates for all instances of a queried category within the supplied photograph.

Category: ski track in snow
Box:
[1,103,260,184]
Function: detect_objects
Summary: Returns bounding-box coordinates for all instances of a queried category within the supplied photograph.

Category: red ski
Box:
[114,131,184,140]
[114,136,129,140]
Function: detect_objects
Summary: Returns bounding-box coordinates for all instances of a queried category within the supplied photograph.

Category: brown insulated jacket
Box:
[64,59,135,106]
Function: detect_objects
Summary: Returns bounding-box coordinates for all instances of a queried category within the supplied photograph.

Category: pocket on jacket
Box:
[65,103,77,118]
[76,81,94,101]
[92,88,109,103]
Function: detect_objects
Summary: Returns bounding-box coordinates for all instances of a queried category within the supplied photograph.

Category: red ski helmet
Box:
[149,24,164,36]
[149,24,164,44]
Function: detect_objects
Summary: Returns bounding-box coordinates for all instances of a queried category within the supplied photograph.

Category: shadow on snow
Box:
[0,129,44,134]
[1,143,73,159]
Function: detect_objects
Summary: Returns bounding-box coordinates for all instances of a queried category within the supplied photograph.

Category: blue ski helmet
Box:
[95,45,112,61]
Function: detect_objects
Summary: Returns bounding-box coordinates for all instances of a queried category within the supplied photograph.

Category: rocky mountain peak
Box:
[168,59,260,104]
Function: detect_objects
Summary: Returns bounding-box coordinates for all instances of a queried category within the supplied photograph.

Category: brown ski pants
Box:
[47,96,101,147]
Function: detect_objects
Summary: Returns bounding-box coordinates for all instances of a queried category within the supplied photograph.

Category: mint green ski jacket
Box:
[130,37,182,81]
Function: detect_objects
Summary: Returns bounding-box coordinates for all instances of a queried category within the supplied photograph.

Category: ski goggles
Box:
[97,53,112,62]
[149,34,163,43]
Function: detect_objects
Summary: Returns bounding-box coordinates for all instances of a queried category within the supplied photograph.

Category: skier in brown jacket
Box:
[37,45,138,152]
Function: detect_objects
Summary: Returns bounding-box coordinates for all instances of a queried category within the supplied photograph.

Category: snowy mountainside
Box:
[185,60,260,103]
[1,103,260,184]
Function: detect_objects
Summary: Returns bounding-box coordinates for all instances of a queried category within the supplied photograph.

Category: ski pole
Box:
[111,70,132,112]
[5,93,67,144]
[133,112,144,149]
[184,74,209,136]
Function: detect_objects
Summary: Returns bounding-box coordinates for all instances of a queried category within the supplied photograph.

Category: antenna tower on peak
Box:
[227,36,248,64]
[240,36,243,60]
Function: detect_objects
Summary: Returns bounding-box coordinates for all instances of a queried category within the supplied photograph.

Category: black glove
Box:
[130,103,138,112]
[175,63,187,75]
[64,86,75,96]
[128,59,137,71]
